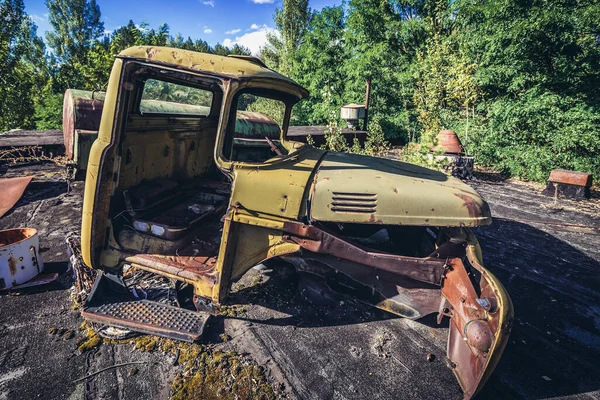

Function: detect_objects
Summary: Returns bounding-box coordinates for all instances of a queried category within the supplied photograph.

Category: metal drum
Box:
[0,228,44,290]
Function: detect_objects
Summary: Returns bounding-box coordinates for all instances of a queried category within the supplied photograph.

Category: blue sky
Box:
[24,0,339,55]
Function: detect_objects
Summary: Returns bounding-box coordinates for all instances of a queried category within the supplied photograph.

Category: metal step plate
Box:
[82,300,210,342]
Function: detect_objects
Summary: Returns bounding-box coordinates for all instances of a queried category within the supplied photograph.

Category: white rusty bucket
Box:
[0,228,44,290]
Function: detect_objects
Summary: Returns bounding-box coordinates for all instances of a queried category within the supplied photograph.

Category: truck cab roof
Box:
[118,46,308,99]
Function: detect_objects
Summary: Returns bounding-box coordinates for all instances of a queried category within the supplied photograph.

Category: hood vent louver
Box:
[330,192,377,213]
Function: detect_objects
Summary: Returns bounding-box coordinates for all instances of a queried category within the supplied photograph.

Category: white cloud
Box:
[202,0,215,6]
[225,28,241,35]
[249,23,268,31]
[223,26,278,56]
[104,29,113,35]
[29,15,45,23]
[251,0,275,3]
[204,28,212,34]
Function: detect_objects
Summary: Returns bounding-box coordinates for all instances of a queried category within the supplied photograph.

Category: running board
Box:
[82,272,210,342]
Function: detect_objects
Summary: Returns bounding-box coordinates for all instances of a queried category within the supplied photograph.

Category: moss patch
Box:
[170,346,277,400]
[219,305,248,318]
[76,322,102,352]
[75,323,281,399]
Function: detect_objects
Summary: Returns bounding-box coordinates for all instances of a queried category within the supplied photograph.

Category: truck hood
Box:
[309,152,491,227]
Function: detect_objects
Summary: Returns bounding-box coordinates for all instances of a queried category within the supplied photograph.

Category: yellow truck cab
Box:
[80,46,512,398]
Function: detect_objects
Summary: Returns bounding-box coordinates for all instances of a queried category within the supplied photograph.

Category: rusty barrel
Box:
[0,228,44,290]
[62,89,105,159]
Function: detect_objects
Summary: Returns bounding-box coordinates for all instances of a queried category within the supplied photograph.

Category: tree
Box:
[45,0,104,89]
[0,0,47,131]
[454,0,600,180]
[343,0,420,140]
[293,6,346,125]
[262,0,311,75]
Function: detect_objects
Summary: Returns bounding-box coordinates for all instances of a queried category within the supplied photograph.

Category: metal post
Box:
[364,78,371,131]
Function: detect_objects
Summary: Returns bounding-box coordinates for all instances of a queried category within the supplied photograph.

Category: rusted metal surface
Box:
[309,151,491,227]
[281,220,512,399]
[0,176,32,218]
[83,300,209,342]
[62,89,105,159]
[283,253,442,320]
[8,272,58,290]
[0,228,44,290]
[282,222,447,286]
[441,253,513,399]
[125,254,218,285]
[543,170,593,200]
[548,169,592,187]
[364,78,371,131]
[340,104,366,129]
[542,182,591,201]
[435,129,465,155]
[234,111,280,139]
[76,47,513,399]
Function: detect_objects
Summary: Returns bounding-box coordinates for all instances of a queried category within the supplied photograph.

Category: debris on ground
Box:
[0,177,32,218]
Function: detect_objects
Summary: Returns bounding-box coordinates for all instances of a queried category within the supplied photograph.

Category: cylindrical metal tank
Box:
[234,111,281,139]
[62,89,105,159]
[0,228,44,290]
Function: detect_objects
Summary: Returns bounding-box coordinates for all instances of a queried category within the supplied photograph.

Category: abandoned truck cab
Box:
[80,46,512,398]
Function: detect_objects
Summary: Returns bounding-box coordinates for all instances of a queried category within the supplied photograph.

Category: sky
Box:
[24,0,339,55]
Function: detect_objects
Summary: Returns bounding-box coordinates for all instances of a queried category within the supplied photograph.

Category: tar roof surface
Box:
[118,46,305,92]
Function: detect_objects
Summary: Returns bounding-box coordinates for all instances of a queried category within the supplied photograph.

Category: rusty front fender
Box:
[445,243,513,398]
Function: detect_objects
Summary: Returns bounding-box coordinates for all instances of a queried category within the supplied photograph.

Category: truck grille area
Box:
[330,192,377,213]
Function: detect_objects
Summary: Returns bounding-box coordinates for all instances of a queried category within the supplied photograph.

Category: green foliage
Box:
[34,88,63,130]
[292,6,345,126]
[1,0,598,183]
[45,0,104,90]
[469,89,600,181]
[262,0,311,75]
[0,0,47,131]
[262,0,599,181]
[0,0,251,132]
[246,97,286,126]
[320,86,390,157]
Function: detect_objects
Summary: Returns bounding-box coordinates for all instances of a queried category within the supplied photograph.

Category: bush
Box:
[467,88,600,182]
[34,93,64,130]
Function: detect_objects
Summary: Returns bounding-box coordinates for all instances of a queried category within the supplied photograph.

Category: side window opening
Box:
[227,92,288,163]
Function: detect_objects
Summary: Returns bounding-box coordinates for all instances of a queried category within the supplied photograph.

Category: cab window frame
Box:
[222,87,294,162]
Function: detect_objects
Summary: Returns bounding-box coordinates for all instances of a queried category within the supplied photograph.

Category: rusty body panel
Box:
[79,46,512,398]
[282,221,446,286]
[0,176,33,218]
